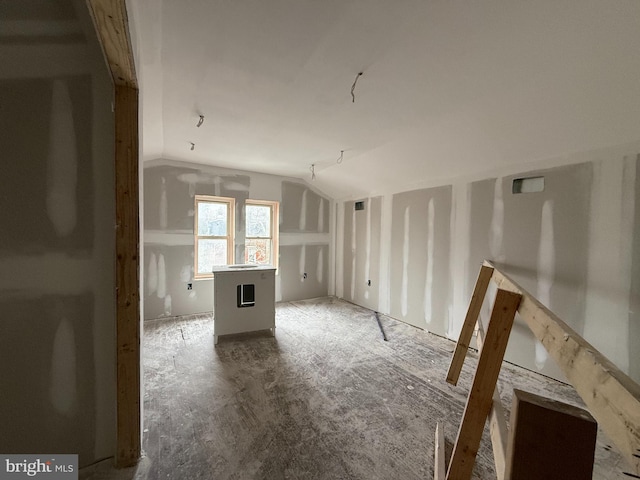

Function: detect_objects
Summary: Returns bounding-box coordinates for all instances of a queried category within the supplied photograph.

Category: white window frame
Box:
[194,195,235,279]
[245,199,279,269]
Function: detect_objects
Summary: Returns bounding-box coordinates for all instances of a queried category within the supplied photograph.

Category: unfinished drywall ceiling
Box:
[127,0,640,199]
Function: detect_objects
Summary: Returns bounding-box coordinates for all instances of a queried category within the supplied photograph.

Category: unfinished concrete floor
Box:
[81,296,627,479]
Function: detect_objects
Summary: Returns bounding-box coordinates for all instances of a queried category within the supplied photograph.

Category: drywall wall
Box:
[143,161,332,319]
[342,197,382,311]
[388,187,452,334]
[337,142,640,384]
[0,0,116,466]
[468,164,591,380]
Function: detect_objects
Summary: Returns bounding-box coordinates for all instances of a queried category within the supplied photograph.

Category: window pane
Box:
[245,238,272,265]
[197,239,227,273]
[197,202,227,236]
[246,205,271,238]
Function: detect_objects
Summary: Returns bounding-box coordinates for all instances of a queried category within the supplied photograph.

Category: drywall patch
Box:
[281,181,329,233]
[0,78,93,253]
[47,78,78,238]
[0,294,96,461]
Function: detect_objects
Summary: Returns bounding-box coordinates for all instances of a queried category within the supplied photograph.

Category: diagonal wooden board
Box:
[446,288,521,480]
[485,260,640,476]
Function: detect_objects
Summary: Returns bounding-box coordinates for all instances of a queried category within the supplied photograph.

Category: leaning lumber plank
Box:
[447,289,521,480]
[434,422,446,480]
[446,264,494,386]
[484,260,640,476]
[477,323,508,480]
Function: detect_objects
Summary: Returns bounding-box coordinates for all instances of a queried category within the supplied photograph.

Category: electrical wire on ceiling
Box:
[337,150,344,164]
[190,142,195,151]
[196,115,205,127]
[351,72,363,103]
[310,164,316,181]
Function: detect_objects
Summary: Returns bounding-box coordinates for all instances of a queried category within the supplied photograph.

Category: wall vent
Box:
[355,201,365,211]
[513,176,545,194]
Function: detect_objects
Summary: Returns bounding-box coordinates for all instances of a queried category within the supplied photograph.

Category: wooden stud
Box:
[434,422,446,480]
[477,323,508,480]
[114,84,140,468]
[485,261,640,476]
[447,289,521,480]
[86,0,137,87]
[446,265,494,386]
[87,0,140,468]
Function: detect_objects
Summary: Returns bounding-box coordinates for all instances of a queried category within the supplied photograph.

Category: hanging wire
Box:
[196,115,205,127]
[310,164,316,181]
[351,72,363,103]
[336,150,344,164]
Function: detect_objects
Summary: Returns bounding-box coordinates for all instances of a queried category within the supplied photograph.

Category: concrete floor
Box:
[81,297,627,479]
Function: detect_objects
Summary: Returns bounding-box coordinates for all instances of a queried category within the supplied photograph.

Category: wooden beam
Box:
[447,289,521,480]
[86,0,137,87]
[446,264,494,386]
[434,423,446,480]
[114,84,140,468]
[485,261,640,476]
[477,323,508,480]
[87,0,141,468]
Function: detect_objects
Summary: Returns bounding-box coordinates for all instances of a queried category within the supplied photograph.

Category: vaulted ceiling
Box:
[127,0,640,199]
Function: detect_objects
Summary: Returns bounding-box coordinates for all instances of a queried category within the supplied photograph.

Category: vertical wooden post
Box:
[434,422,447,480]
[446,265,494,385]
[115,84,140,467]
[446,289,521,480]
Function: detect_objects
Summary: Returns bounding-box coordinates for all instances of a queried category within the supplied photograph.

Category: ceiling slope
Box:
[128,0,640,199]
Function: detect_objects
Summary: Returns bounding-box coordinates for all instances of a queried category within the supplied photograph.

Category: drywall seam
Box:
[379,194,393,314]
[364,198,372,300]
[50,317,77,416]
[0,254,94,296]
[584,157,630,372]
[47,78,77,237]
[449,181,470,338]
[328,200,337,296]
[350,205,356,300]
[401,206,410,317]
[335,202,344,298]
[535,199,555,370]
[279,233,331,246]
[488,178,505,262]
[424,198,434,326]
[144,230,192,246]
